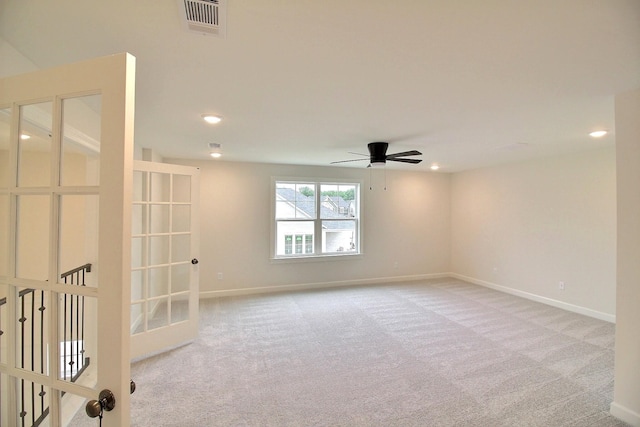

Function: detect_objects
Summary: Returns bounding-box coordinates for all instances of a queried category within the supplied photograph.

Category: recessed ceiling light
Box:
[589,130,608,138]
[20,134,31,140]
[202,114,222,124]
[430,164,440,171]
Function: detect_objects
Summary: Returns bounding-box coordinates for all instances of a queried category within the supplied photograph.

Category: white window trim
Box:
[271,177,363,262]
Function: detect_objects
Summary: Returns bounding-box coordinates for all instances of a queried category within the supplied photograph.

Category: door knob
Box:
[86,389,116,418]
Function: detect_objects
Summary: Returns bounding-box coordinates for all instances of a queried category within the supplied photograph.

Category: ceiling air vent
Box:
[179,0,227,38]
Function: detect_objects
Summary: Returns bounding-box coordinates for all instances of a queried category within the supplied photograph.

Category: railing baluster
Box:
[69,273,74,380]
[20,294,26,426]
[39,290,46,418]
[81,269,86,367]
[30,291,35,427]
[63,292,67,382]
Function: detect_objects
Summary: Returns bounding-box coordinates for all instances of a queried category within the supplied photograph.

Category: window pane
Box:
[276,221,314,256]
[320,184,357,219]
[322,220,357,253]
[275,182,315,219]
[305,234,313,253]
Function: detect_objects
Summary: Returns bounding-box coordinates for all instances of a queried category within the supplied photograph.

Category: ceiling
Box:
[1,0,639,172]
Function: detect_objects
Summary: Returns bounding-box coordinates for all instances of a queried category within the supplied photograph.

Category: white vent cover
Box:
[179,0,227,38]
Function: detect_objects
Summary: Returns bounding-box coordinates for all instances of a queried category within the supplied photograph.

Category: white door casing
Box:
[0,53,135,426]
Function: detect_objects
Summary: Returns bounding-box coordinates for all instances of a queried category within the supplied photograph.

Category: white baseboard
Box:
[449,273,616,323]
[198,272,616,323]
[610,402,640,427]
[199,273,450,299]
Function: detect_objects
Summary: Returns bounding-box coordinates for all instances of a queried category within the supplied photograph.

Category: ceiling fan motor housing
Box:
[368,142,389,164]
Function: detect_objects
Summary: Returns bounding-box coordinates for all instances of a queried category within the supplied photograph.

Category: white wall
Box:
[611,88,640,427]
[450,147,617,320]
[167,159,451,296]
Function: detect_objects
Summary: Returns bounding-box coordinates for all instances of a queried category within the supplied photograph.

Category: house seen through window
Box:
[274,180,360,258]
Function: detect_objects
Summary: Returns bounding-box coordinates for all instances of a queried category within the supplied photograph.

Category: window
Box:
[274,180,360,258]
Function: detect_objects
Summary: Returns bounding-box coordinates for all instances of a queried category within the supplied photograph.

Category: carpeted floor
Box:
[75,278,628,426]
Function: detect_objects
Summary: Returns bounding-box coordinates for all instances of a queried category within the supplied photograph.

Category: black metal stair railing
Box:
[0,263,92,427]
[60,263,92,384]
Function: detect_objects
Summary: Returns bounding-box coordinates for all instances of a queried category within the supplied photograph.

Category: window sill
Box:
[271,252,363,264]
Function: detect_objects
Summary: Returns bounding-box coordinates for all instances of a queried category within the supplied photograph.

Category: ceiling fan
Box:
[331,142,422,167]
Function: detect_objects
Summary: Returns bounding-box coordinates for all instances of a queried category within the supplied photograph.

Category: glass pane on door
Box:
[59,195,99,288]
[0,371,8,426]
[15,195,50,281]
[58,293,97,388]
[16,378,51,427]
[61,95,101,186]
[18,102,52,188]
[0,194,8,278]
[131,174,190,331]
[14,287,49,376]
[147,297,168,331]
[0,107,10,188]
[0,283,7,364]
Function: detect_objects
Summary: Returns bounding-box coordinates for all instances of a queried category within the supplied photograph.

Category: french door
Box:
[130,161,200,360]
[0,53,135,426]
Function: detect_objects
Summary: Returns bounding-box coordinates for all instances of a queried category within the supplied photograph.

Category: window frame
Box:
[272,178,362,261]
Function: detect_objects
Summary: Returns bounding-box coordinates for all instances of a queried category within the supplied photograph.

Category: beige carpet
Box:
[76,278,628,426]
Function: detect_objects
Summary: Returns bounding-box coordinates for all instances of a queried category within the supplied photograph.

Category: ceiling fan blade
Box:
[387,158,423,164]
[386,150,422,159]
[330,158,369,164]
[347,151,369,157]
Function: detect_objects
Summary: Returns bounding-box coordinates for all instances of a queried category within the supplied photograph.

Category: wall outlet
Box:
[558,281,565,291]
[217,272,223,280]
